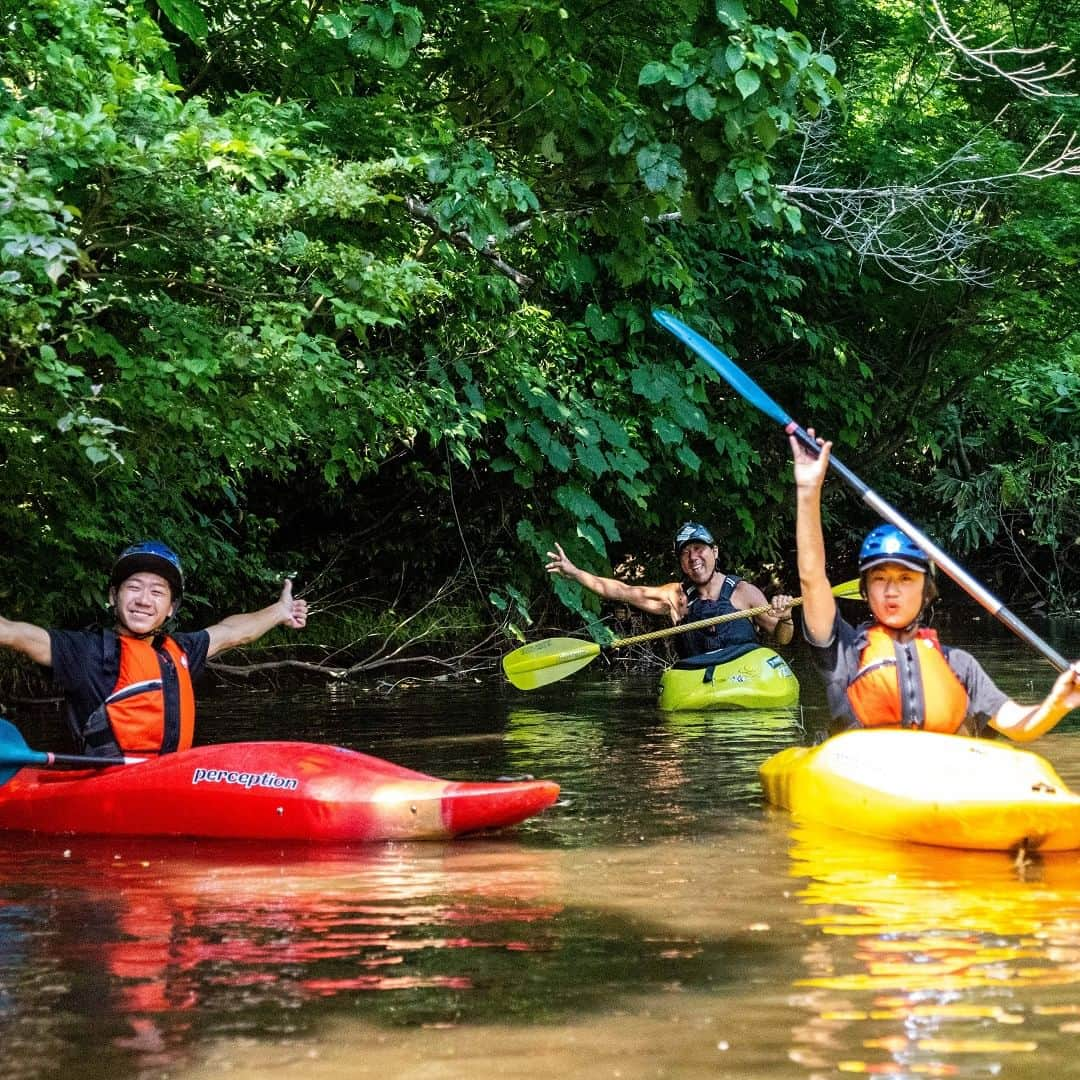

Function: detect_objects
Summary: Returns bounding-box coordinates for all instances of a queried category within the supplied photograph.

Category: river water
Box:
[2,615,1080,1079]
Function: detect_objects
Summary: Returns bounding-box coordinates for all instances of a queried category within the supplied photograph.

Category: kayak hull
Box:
[760,728,1080,851]
[0,741,560,842]
[658,646,799,711]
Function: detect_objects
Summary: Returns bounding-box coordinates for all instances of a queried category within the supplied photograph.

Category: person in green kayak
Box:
[790,430,1080,739]
[0,540,308,758]
[545,522,795,658]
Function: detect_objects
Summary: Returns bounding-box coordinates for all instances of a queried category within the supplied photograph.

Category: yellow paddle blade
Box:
[832,578,862,600]
[502,637,602,690]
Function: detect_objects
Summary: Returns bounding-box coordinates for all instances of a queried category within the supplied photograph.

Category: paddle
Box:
[653,308,1070,673]
[503,579,862,690]
[0,718,145,785]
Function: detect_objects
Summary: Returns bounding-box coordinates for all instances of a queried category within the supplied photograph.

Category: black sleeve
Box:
[47,629,117,737]
[171,630,211,680]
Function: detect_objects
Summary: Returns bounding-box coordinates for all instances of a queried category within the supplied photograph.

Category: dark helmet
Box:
[674,521,716,556]
[858,525,930,574]
[110,540,184,602]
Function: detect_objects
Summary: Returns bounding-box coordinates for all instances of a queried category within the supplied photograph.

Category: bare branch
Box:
[777,113,1080,285]
[404,196,534,289]
[929,0,1076,99]
[207,566,514,690]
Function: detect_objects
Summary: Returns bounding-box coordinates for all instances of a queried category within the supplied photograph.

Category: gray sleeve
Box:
[948,648,1009,733]
[805,612,863,725]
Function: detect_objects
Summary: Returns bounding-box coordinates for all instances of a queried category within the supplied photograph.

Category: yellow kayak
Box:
[760,728,1080,851]
[657,645,799,711]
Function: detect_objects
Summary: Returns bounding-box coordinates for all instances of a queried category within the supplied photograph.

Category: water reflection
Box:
[504,703,803,844]
[0,832,792,1079]
[787,821,1080,1075]
[0,836,566,1076]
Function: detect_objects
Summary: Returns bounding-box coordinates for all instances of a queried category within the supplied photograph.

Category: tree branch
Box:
[929,0,1076,99]
[207,567,512,688]
[404,196,534,289]
[778,114,1080,285]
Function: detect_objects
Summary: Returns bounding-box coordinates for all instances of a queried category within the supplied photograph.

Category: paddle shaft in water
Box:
[653,309,1070,674]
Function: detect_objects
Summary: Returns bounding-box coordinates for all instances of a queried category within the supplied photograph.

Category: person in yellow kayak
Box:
[0,540,308,758]
[791,431,1080,739]
[545,522,795,658]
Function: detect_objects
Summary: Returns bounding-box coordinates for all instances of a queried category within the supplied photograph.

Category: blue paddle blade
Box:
[652,310,794,428]
[0,718,49,780]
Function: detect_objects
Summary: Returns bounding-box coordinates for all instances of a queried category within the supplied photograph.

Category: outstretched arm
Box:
[990,662,1080,742]
[0,615,52,667]
[205,580,309,659]
[545,542,686,624]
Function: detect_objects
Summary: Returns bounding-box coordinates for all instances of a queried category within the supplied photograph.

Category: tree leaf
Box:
[735,69,761,99]
[156,0,208,43]
[685,84,717,121]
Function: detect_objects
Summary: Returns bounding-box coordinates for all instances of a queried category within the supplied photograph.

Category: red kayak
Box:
[0,740,560,842]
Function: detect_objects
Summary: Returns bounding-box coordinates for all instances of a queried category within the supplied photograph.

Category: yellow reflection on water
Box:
[791,823,1080,991]
[788,821,1080,1075]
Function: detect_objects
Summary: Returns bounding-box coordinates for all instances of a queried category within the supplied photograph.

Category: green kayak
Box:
[658,644,799,711]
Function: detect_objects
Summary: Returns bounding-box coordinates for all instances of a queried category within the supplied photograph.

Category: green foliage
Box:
[931,355,1080,612]
[0,0,1076,652]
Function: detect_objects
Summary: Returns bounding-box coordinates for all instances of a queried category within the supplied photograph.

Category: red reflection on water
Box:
[1,835,564,1068]
[302,974,474,995]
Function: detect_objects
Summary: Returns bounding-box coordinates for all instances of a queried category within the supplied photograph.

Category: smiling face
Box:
[864,561,925,632]
[679,540,717,586]
[111,571,175,637]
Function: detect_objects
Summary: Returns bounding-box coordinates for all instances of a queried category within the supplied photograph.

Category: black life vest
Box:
[674,575,757,659]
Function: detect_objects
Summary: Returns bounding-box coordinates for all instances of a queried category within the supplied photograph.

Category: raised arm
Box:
[205,579,309,659]
[790,429,837,646]
[545,542,686,624]
[989,662,1080,742]
[0,615,52,667]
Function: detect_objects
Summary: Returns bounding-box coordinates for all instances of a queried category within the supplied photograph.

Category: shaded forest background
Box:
[2,0,1078,672]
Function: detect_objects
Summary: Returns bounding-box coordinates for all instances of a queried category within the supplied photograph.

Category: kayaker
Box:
[545,524,795,657]
[0,540,309,757]
[790,430,1080,739]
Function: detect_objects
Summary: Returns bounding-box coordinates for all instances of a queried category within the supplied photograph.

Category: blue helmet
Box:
[674,521,716,556]
[110,540,184,601]
[858,526,929,574]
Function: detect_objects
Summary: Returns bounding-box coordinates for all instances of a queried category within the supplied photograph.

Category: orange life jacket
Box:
[82,634,196,756]
[846,625,969,733]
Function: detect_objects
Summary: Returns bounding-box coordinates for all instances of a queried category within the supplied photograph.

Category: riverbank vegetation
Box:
[2,0,1077,682]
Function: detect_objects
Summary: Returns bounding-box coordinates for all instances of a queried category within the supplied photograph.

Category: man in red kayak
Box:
[790,430,1080,738]
[0,541,308,757]
[545,522,795,658]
